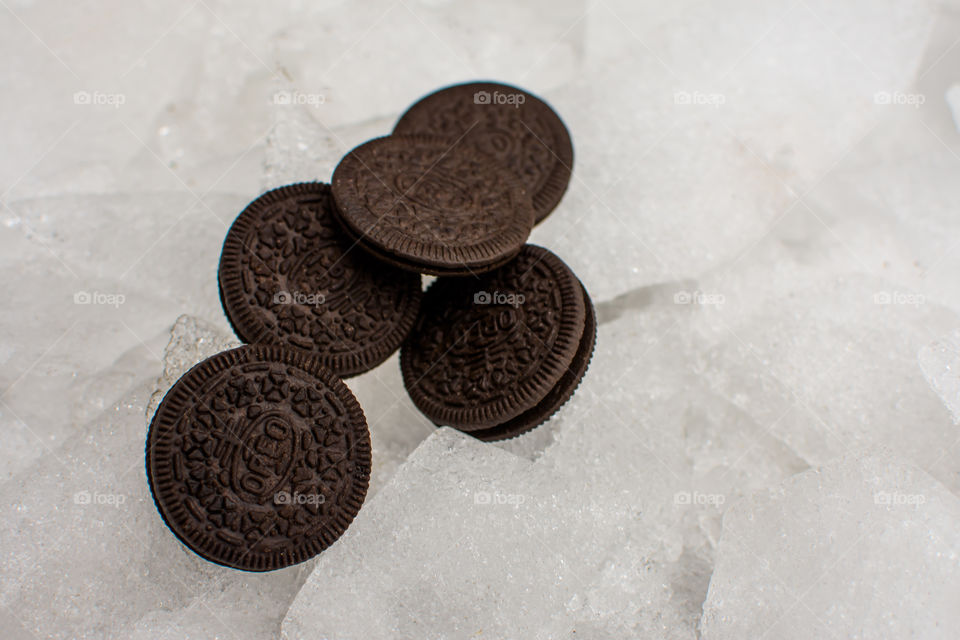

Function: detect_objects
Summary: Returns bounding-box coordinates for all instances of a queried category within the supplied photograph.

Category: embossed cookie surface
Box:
[146,344,370,571]
[331,135,534,276]
[401,245,594,438]
[394,82,573,223]
[218,183,422,377]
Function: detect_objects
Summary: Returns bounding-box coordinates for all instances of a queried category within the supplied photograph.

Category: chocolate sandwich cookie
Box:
[146,344,371,571]
[331,135,535,276]
[394,81,573,224]
[400,245,595,440]
[218,182,422,377]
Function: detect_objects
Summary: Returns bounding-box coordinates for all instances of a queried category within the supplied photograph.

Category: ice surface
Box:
[0,0,281,198]
[584,0,936,187]
[529,0,937,302]
[282,429,547,640]
[269,0,584,130]
[262,103,350,189]
[700,451,960,639]
[2,0,585,199]
[262,101,397,189]
[919,329,960,424]
[793,112,960,316]
[342,351,438,496]
[530,64,794,303]
[948,84,960,132]
[692,273,960,492]
[0,193,241,478]
[283,301,808,639]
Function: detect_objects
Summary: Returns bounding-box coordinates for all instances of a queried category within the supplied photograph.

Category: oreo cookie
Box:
[400,245,595,440]
[331,135,535,276]
[218,182,422,377]
[146,344,371,571]
[394,81,573,224]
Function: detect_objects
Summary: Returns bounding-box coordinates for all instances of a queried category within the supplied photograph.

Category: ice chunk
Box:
[801,124,960,316]
[283,296,807,639]
[146,314,241,418]
[262,102,349,189]
[271,0,584,131]
[262,100,397,188]
[692,274,960,492]
[919,329,960,423]
[530,64,794,302]
[948,84,960,132]
[0,194,241,478]
[535,0,937,302]
[781,17,960,316]
[345,352,437,496]
[0,0,584,197]
[701,451,960,639]
[282,429,552,640]
[915,9,960,138]
[0,0,281,198]
[584,0,936,187]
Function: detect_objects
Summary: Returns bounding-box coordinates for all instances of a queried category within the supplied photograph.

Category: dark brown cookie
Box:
[400,245,594,438]
[469,281,596,441]
[394,81,573,224]
[146,344,371,571]
[218,183,422,377]
[330,135,535,276]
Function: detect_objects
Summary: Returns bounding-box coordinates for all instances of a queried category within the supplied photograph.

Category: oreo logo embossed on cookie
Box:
[146,344,371,571]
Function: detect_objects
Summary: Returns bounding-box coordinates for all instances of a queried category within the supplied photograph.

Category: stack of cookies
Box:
[146,81,596,572]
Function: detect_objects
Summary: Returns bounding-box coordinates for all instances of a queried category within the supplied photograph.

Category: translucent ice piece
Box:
[919,329,960,423]
[692,274,960,492]
[701,451,960,639]
[0,193,242,478]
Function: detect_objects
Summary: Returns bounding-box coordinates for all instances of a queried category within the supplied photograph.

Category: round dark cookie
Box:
[218,182,422,377]
[331,135,535,276]
[400,245,589,436]
[146,344,371,571]
[394,81,573,224]
[469,281,596,441]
